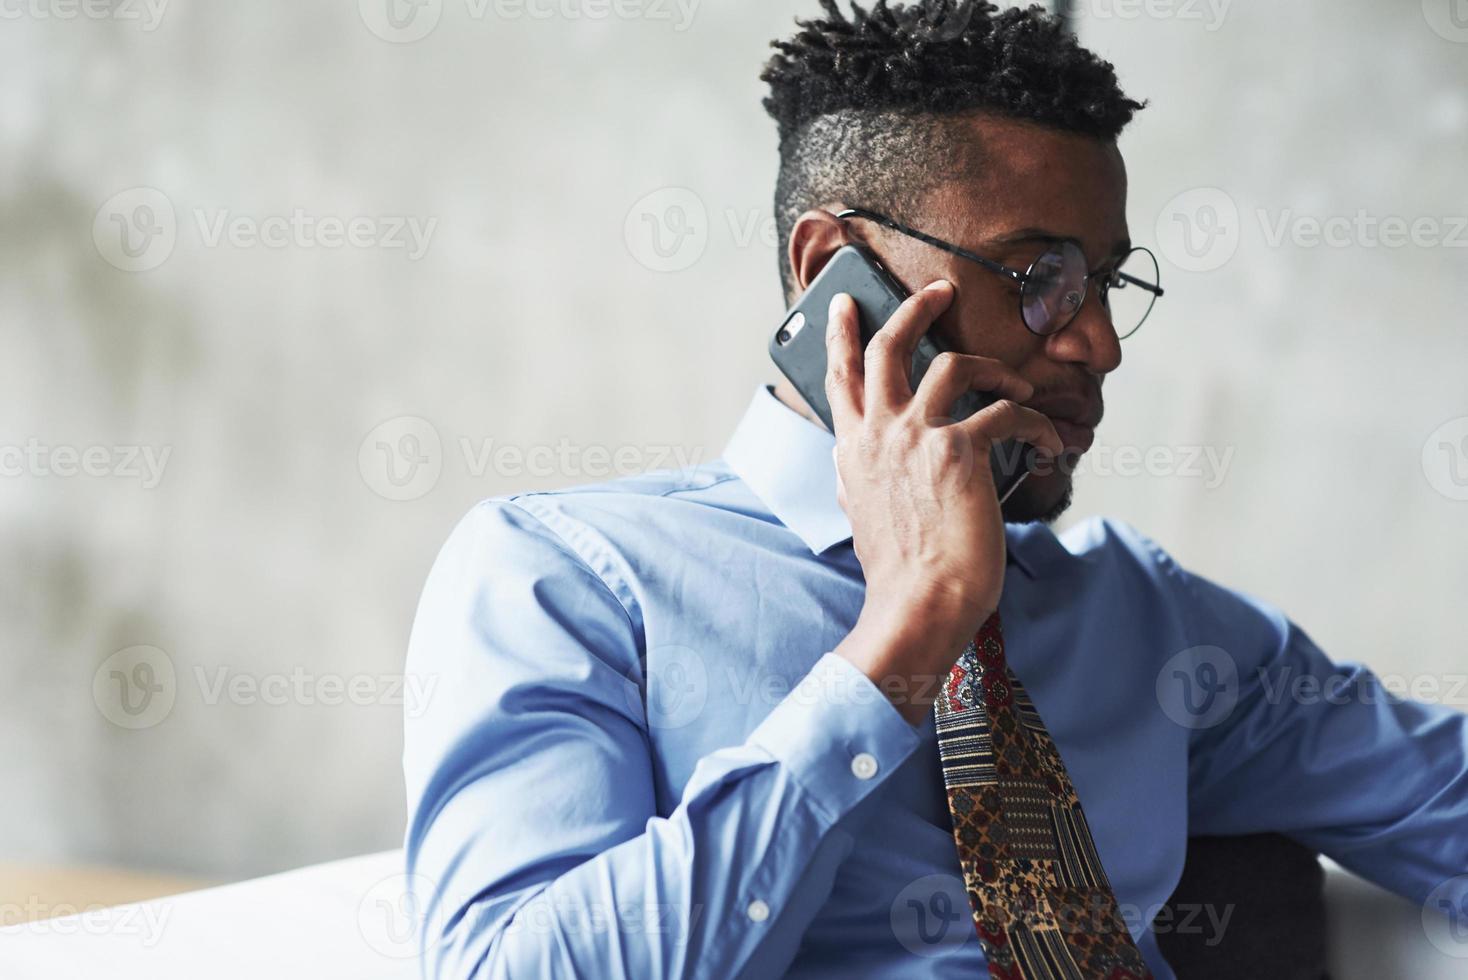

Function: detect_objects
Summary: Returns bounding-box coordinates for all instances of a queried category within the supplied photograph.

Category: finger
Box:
[955,400,1065,458]
[911,353,1035,422]
[823,293,863,433]
[864,280,955,416]
[832,446,848,512]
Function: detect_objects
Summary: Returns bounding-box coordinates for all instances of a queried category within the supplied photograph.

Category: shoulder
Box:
[1058,515,1185,579]
[455,458,748,566]
[1009,514,1186,590]
[427,459,752,619]
[1048,515,1290,654]
[444,454,737,522]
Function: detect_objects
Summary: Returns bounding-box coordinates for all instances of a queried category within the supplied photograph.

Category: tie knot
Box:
[976,610,1006,668]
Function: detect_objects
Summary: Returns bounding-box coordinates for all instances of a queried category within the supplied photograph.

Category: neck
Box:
[770,378,830,431]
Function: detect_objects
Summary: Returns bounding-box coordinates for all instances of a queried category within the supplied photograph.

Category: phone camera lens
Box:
[776,328,791,345]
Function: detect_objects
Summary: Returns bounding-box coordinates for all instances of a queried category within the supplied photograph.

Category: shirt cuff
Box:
[747,652,925,823]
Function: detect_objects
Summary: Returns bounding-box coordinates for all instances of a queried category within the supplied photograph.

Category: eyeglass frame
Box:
[834,207,1165,339]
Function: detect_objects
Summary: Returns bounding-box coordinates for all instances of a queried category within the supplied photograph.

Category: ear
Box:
[786,209,854,296]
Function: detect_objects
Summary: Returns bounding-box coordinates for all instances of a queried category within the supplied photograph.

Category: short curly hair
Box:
[762,0,1145,298]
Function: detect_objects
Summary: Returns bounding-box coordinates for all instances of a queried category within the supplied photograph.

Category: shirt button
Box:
[850,752,879,780]
[746,899,770,923]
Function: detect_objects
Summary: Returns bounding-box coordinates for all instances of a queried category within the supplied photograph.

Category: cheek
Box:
[946,283,1041,367]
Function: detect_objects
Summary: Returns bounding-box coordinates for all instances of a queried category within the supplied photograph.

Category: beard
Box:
[1000,468,1075,525]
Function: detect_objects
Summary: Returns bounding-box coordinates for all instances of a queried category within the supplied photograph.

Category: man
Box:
[402,2,1468,977]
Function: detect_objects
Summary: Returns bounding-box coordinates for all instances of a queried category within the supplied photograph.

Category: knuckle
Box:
[901,290,930,313]
[929,351,959,377]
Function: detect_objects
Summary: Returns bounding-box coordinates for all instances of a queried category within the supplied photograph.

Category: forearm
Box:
[417,655,923,980]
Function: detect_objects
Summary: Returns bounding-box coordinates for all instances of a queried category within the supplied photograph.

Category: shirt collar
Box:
[723,386,853,556]
[723,386,1056,577]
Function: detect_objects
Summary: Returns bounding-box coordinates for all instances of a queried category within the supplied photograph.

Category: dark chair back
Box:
[1158,834,1329,979]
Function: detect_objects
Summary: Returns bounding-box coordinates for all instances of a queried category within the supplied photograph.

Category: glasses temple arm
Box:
[1115,269,1165,297]
[834,208,1027,284]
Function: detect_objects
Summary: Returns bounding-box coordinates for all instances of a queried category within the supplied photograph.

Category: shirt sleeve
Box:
[1165,553,1468,907]
[401,500,923,980]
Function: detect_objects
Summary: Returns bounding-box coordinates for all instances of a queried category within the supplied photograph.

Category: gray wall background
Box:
[2,0,1464,882]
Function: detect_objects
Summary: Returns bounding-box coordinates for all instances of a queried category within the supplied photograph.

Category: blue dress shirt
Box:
[402,386,1468,979]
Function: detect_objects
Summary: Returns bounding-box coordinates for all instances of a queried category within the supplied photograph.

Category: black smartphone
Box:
[769,244,1032,504]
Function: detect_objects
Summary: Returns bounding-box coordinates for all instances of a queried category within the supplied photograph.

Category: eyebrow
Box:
[985,227,1134,263]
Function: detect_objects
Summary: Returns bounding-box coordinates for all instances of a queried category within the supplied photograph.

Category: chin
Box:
[1001,470,1074,525]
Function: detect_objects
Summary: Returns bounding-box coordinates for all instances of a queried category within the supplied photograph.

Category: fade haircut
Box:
[762,0,1144,299]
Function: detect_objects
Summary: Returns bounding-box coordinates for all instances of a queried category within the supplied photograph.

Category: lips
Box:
[1027,390,1103,455]
[1048,418,1096,454]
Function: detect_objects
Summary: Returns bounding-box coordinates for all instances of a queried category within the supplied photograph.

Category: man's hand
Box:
[826,281,1063,725]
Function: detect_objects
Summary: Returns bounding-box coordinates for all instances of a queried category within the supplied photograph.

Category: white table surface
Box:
[3,851,1462,978]
[0,851,416,980]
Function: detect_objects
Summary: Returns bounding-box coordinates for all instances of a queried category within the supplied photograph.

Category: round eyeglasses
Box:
[836,208,1164,339]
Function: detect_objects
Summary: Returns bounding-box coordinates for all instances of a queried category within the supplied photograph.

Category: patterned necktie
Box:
[935,611,1154,980]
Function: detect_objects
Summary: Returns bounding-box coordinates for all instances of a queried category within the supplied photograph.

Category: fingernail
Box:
[926,279,953,293]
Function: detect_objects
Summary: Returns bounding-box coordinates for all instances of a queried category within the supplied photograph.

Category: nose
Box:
[1044,284,1122,376]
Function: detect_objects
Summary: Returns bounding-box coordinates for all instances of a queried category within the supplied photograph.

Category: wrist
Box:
[836,592,988,726]
[861,578,990,653]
